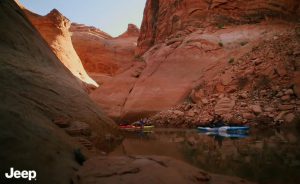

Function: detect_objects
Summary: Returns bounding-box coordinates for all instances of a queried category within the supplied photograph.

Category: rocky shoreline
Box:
[149,32,300,128]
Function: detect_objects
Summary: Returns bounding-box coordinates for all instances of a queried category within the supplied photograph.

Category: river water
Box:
[109,128,300,184]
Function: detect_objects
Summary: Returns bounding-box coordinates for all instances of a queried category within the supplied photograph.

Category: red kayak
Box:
[119,125,141,130]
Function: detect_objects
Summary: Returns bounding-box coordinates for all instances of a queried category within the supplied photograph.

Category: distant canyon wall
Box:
[70,23,140,76]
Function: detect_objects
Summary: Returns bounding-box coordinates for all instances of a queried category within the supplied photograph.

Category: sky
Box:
[19,0,147,37]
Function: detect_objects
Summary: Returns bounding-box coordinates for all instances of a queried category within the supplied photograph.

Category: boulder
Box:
[250,105,263,115]
[243,113,256,120]
[186,110,196,117]
[278,104,294,111]
[281,95,291,101]
[264,107,275,112]
[221,72,233,85]
[174,110,184,116]
[275,64,287,77]
[190,89,205,104]
[239,92,248,99]
[285,89,294,95]
[275,111,289,121]
[214,97,235,115]
[201,98,209,105]
[284,113,296,123]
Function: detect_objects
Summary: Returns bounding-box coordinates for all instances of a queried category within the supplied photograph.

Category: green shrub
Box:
[217,23,225,29]
[237,77,249,89]
[134,55,145,62]
[218,42,224,47]
[252,46,259,52]
[240,41,248,46]
[228,58,235,64]
[255,75,271,89]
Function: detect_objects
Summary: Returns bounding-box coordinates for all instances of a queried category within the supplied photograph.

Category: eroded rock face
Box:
[70,23,139,76]
[147,30,300,127]
[24,8,98,88]
[0,1,117,183]
[215,97,235,115]
[84,0,300,124]
[75,156,255,184]
[90,62,146,122]
[136,0,300,55]
[113,0,300,122]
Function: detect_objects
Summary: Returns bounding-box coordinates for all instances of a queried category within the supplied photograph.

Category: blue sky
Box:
[19,0,146,37]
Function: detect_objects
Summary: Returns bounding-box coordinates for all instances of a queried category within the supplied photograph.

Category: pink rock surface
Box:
[24,9,98,88]
[70,23,139,75]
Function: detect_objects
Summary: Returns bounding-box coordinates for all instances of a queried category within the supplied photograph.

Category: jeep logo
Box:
[5,167,37,181]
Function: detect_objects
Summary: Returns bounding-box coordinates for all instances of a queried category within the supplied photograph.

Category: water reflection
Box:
[110,128,300,184]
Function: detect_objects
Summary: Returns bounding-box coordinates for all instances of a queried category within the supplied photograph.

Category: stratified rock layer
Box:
[70,23,139,76]
[136,0,300,55]
[91,0,300,122]
[0,1,117,183]
[24,8,98,88]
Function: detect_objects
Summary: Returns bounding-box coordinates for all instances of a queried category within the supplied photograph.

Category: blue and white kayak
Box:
[197,126,249,133]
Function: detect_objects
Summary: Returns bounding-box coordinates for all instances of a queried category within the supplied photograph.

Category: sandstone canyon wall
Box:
[0,1,117,183]
[136,0,300,55]
[70,23,140,77]
[24,8,98,88]
[91,0,300,122]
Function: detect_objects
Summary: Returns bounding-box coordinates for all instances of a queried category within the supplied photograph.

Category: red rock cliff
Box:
[24,9,98,88]
[70,23,139,76]
[91,0,300,122]
[136,0,300,55]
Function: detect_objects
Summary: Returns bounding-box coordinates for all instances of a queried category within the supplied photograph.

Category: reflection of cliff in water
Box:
[110,129,189,161]
[183,128,300,184]
[110,128,300,184]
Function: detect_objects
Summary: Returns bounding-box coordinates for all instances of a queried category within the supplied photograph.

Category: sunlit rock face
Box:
[24,8,98,88]
[0,1,117,183]
[136,0,300,55]
[70,23,139,76]
[117,0,300,122]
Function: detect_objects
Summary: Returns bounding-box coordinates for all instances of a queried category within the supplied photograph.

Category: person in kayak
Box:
[139,119,145,128]
[210,115,226,128]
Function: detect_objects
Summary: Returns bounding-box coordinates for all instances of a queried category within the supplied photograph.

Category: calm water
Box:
[109,128,300,184]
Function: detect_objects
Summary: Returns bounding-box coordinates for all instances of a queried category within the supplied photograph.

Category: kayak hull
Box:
[202,132,249,138]
[197,126,249,133]
[119,125,154,131]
